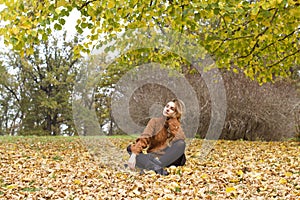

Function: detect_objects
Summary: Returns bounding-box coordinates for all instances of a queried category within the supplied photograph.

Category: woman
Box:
[126,99,186,175]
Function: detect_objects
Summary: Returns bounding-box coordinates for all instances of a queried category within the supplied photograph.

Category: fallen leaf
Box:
[284,172,293,177]
[226,187,236,193]
[279,178,287,184]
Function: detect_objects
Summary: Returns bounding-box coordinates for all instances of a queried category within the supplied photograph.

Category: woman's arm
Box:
[130,118,156,154]
[128,118,156,169]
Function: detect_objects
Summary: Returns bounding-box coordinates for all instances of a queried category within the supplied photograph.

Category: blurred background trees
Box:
[0,32,80,135]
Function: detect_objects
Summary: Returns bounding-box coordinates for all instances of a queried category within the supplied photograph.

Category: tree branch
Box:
[254,8,278,40]
[266,49,300,69]
[237,8,278,59]
[78,0,98,10]
[238,39,259,59]
[3,85,20,103]
[212,40,225,54]
[260,28,299,52]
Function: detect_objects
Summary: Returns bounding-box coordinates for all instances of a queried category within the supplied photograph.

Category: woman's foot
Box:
[154,168,169,176]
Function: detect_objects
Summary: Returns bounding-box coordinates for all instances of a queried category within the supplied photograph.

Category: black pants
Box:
[127,140,186,169]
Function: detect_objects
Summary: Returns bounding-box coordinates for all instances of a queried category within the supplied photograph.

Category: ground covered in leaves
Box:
[0,136,299,199]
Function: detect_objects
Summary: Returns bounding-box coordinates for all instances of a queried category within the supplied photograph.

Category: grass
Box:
[21,187,41,192]
[0,135,76,143]
[0,134,137,143]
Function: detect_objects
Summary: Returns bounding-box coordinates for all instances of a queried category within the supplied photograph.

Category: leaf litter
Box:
[0,137,299,199]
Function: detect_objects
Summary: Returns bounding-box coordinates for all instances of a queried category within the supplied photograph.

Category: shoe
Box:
[154,168,169,176]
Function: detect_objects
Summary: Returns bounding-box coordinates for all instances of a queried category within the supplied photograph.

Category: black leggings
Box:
[127,140,186,169]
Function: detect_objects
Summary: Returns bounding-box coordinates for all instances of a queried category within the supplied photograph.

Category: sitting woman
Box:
[126,99,186,175]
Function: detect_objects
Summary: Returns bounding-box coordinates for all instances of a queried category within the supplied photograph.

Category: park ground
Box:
[0,136,299,199]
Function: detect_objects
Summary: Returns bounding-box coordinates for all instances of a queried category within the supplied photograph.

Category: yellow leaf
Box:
[6,185,17,189]
[226,187,236,193]
[232,68,239,73]
[57,0,67,7]
[237,170,244,176]
[251,6,259,16]
[279,178,287,184]
[26,47,34,55]
[73,179,82,185]
[11,27,18,35]
[290,8,300,16]
[107,1,115,9]
[200,173,208,179]
[55,8,61,14]
[285,172,293,177]
[229,179,240,183]
[20,23,31,29]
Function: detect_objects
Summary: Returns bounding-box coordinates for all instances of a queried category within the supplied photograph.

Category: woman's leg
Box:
[166,154,186,167]
[159,140,186,167]
[126,145,169,175]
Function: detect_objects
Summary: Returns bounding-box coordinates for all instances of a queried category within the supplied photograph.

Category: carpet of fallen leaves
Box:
[0,136,299,200]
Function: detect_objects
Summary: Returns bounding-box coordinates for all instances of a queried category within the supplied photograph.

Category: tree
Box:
[0,60,22,135]
[72,54,111,136]
[0,0,299,83]
[0,32,81,135]
[1,0,299,139]
[73,53,136,136]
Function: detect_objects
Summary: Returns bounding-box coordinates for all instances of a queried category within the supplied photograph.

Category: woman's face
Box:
[162,101,176,118]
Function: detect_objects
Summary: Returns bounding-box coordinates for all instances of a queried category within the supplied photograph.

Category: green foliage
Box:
[1,0,299,83]
[0,32,81,135]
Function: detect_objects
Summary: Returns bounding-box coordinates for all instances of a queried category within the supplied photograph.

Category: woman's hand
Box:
[128,153,137,169]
